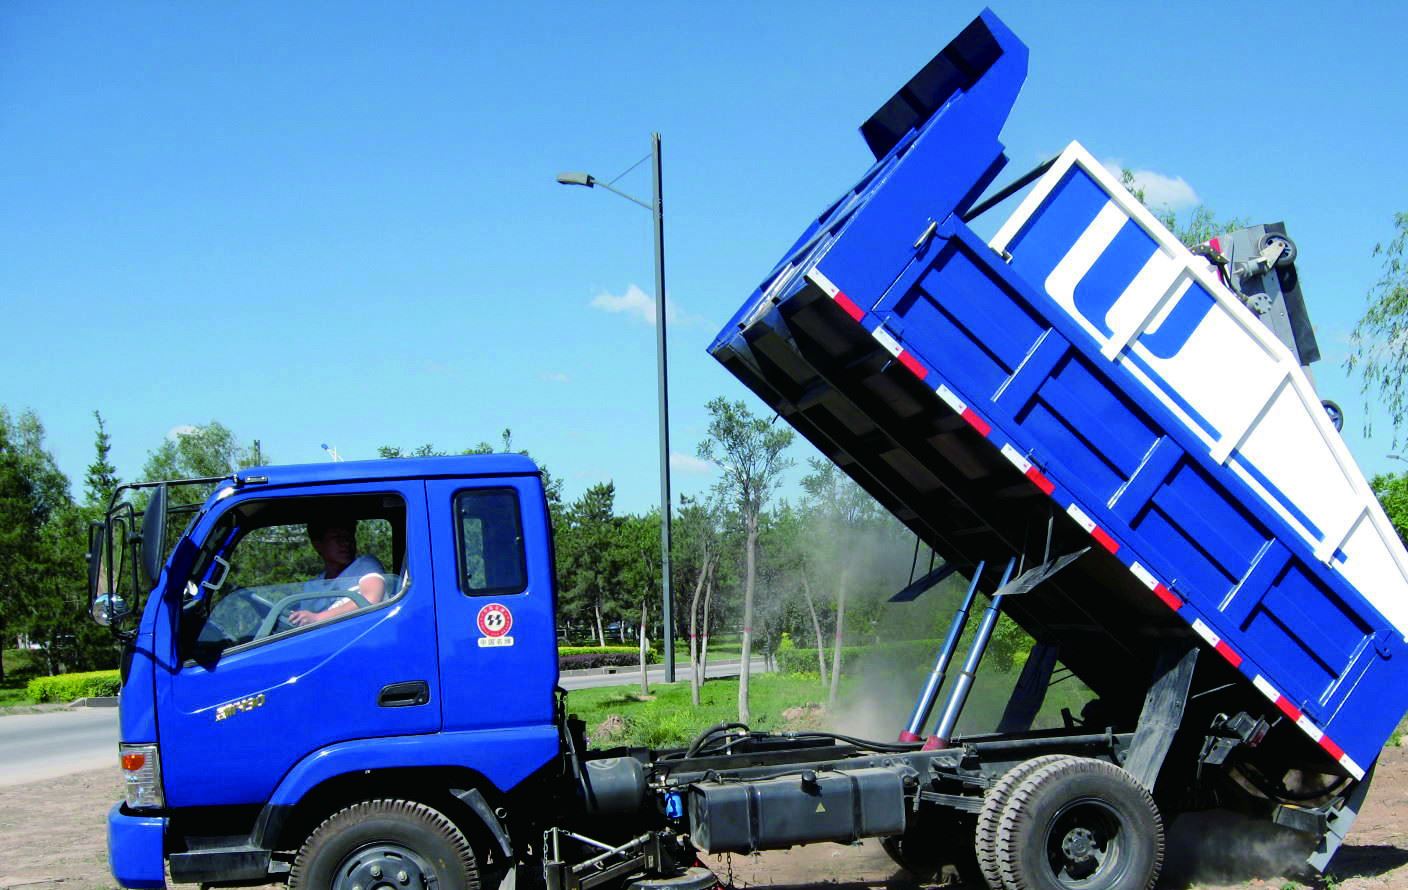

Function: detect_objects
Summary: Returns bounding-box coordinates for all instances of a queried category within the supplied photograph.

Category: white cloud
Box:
[589,284,705,328]
[1102,159,1200,210]
[670,452,715,475]
[539,371,571,384]
[167,424,197,440]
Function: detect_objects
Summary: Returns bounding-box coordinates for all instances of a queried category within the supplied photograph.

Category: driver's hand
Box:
[288,609,320,626]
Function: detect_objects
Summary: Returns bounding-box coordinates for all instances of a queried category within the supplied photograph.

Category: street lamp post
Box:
[558,133,676,683]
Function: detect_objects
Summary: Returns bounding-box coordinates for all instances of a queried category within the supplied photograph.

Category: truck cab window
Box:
[183,495,406,661]
[455,489,527,595]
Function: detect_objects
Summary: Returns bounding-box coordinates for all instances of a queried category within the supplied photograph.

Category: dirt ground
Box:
[4,749,1408,890]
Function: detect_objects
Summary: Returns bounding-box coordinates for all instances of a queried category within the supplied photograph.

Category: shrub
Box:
[558,646,657,670]
[27,670,122,704]
[778,639,942,676]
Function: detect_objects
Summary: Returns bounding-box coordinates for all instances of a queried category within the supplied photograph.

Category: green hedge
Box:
[559,646,642,658]
[779,639,943,676]
[27,670,122,703]
[559,646,657,668]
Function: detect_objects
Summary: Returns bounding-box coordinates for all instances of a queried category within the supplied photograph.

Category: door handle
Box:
[378,680,430,708]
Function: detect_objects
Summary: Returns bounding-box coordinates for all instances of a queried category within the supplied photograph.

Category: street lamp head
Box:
[556,172,595,187]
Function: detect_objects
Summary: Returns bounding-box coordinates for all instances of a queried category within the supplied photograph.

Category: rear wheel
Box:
[975,755,1074,890]
[289,799,482,890]
[880,810,976,880]
[995,758,1162,890]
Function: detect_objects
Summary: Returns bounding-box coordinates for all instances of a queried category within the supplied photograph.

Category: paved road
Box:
[0,657,770,785]
[559,656,767,690]
[0,708,119,787]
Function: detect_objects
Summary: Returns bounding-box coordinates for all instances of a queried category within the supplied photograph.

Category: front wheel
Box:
[289,799,482,890]
[995,758,1163,890]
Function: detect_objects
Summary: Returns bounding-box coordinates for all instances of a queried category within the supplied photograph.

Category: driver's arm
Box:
[287,574,387,626]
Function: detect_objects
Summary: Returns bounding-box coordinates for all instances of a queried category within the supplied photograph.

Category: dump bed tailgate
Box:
[709,10,1408,776]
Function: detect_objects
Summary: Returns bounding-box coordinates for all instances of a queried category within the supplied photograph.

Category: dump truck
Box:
[92,10,1408,890]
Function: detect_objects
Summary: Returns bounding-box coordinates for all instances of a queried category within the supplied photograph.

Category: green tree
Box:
[380,429,565,522]
[698,397,794,723]
[1372,471,1408,544]
[800,458,881,703]
[675,494,722,704]
[1346,213,1408,441]
[612,511,661,694]
[0,409,114,679]
[84,410,120,510]
[761,502,830,685]
[557,482,622,646]
[1119,169,1244,249]
[141,421,259,515]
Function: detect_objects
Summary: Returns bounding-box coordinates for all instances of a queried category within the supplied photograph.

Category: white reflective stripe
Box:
[806,267,839,299]
[935,384,966,414]
[1066,504,1096,533]
[999,444,1032,474]
[1251,675,1280,703]
[1295,715,1324,742]
[1340,754,1366,781]
[1128,562,1158,590]
[1191,618,1221,647]
[872,326,903,357]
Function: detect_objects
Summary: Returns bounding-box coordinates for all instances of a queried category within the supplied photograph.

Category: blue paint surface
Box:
[708,10,1408,769]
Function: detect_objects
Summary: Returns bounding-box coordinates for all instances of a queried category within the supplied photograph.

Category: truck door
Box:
[426,477,558,734]
[154,481,441,808]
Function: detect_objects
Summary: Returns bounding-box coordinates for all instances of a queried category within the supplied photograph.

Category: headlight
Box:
[119,743,164,810]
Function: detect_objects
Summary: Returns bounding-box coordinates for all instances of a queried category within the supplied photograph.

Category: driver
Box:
[288,517,388,626]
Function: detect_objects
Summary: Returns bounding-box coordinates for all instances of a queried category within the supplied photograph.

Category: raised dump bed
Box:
[709,9,1408,779]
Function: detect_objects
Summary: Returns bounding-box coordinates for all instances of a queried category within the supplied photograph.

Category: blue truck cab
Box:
[98,455,563,887]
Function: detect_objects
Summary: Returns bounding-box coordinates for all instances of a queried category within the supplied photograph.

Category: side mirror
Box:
[141,485,169,586]
[91,593,132,627]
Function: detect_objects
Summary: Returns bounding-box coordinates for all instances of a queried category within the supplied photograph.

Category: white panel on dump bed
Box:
[990,142,1408,638]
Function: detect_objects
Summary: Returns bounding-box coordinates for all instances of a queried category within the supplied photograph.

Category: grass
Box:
[565,638,1105,752]
[0,649,40,706]
[567,673,835,749]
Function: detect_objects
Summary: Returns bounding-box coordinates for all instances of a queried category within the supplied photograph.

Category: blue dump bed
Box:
[709,10,1408,778]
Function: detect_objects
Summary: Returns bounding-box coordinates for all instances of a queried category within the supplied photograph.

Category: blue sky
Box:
[3,2,1406,513]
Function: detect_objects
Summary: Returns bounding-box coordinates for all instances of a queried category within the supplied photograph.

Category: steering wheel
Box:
[254,590,372,639]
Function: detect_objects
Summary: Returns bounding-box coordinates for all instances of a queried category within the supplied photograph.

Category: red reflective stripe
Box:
[1275,696,1303,723]
[1090,526,1120,554]
[961,409,992,436]
[1026,467,1055,495]
[1319,735,1345,761]
[833,292,866,322]
[1214,641,1242,667]
[1152,584,1182,611]
[896,350,928,380]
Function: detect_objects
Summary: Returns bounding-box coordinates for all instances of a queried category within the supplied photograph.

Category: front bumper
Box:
[108,802,166,889]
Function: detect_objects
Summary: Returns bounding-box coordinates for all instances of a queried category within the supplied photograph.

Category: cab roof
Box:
[237,454,542,488]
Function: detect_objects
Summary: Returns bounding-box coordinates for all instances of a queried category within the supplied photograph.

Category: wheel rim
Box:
[1043,797,1127,888]
[334,843,438,890]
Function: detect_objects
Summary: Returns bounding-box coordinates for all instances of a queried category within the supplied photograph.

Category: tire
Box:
[975,755,1074,890]
[880,811,976,880]
[995,758,1163,890]
[289,799,482,890]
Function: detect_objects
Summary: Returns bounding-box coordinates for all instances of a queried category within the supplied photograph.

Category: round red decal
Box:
[477,603,513,638]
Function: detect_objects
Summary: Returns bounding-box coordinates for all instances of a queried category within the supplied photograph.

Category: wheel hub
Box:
[1060,827,1096,862]
[337,844,431,890]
